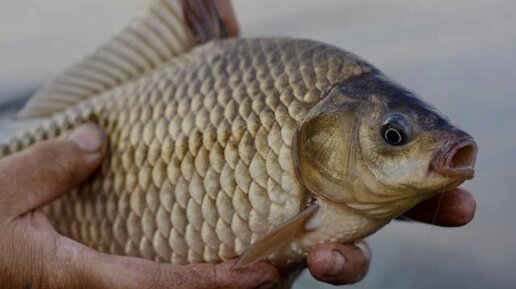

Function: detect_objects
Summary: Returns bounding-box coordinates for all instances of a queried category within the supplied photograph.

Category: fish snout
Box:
[430,133,478,180]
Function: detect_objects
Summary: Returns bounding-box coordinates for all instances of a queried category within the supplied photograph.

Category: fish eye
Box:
[381,114,412,146]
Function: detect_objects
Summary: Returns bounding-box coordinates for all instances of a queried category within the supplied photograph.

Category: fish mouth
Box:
[430,138,478,180]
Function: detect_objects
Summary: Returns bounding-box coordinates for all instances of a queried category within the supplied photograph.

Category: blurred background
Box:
[0,0,515,288]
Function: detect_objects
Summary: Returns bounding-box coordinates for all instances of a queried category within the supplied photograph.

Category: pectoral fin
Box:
[234,204,320,268]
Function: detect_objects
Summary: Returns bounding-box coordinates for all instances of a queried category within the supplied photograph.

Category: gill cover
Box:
[294,83,363,204]
[235,82,368,268]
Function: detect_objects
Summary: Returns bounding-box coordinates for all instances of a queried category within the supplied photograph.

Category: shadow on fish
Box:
[0,0,477,269]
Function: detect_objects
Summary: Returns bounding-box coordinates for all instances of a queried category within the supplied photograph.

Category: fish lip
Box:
[430,138,478,180]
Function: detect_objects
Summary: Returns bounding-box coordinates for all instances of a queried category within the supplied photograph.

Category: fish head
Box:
[295,73,477,220]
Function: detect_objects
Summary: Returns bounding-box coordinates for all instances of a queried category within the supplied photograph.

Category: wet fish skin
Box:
[0,38,374,265]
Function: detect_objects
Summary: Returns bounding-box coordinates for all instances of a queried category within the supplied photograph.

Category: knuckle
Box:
[184,263,222,289]
[318,242,372,286]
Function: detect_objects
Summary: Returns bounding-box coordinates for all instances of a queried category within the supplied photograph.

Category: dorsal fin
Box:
[18,0,233,119]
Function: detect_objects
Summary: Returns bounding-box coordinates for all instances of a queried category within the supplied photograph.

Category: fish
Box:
[0,0,477,268]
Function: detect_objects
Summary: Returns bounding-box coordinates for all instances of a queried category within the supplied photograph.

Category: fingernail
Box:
[354,240,371,260]
[326,250,346,276]
[68,124,104,153]
[254,282,277,289]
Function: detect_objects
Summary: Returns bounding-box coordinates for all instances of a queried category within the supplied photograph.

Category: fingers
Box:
[0,124,105,218]
[214,0,240,36]
[64,238,280,289]
[162,260,280,289]
[403,188,476,227]
[277,269,303,289]
[306,240,371,286]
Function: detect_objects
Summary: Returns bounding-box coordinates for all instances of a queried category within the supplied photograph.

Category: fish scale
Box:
[0,38,370,264]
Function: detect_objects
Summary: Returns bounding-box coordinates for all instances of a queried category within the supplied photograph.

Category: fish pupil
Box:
[381,114,411,146]
[384,128,403,145]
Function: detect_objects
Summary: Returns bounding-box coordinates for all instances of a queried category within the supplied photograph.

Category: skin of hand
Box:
[0,124,475,289]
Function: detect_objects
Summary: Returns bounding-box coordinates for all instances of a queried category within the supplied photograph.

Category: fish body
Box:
[1,38,373,264]
[0,0,477,267]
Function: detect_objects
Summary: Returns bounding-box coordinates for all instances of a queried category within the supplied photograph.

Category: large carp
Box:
[0,0,477,267]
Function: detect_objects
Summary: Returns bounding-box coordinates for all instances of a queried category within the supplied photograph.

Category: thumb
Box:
[0,124,105,218]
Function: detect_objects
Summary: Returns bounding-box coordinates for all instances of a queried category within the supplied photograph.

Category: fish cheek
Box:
[361,128,441,191]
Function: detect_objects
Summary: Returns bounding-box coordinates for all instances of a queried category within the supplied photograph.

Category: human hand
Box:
[300,188,476,286]
[0,124,281,289]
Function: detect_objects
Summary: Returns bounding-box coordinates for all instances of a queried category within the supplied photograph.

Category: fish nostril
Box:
[450,143,477,169]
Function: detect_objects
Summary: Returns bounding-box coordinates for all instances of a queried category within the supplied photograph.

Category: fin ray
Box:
[234,204,320,268]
